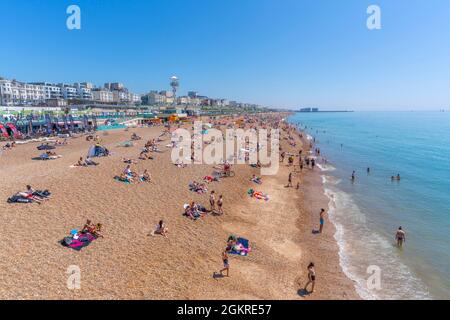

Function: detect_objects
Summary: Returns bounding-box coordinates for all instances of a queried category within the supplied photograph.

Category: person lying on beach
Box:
[122,157,138,164]
[250,175,262,184]
[55,139,68,145]
[2,142,16,150]
[250,160,262,168]
[139,151,154,160]
[140,169,151,182]
[153,220,168,237]
[184,202,206,220]
[174,160,187,168]
[18,185,48,204]
[189,181,208,194]
[247,188,269,201]
[85,157,99,166]
[131,133,141,140]
[39,151,62,160]
[203,175,219,183]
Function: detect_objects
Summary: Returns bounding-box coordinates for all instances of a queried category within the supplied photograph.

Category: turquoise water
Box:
[288,111,450,300]
[96,124,127,131]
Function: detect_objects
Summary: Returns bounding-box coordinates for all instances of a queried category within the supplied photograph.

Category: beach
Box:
[0,113,358,300]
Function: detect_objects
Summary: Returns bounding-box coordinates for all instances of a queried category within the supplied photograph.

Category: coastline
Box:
[0,113,358,299]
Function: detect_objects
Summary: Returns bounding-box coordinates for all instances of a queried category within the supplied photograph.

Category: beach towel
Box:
[114,176,132,184]
[118,141,134,147]
[7,195,33,203]
[37,144,56,150]
[229,237,251,256]
[248,189,269,201]
[61,233,96,251]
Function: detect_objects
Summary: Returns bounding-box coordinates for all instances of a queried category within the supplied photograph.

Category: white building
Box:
[92,89,114,103]
[1,79,45,106]
[130,93,141,104]
[74,83,93,100]
[146,91,166,105]
[112,90,129,103]
[30,82,63,100]
[59,84,78,100]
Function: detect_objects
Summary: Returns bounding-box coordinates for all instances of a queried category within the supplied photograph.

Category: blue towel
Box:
[230,237,250,256]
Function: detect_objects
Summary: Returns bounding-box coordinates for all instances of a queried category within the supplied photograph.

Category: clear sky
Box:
[0,0,449,110]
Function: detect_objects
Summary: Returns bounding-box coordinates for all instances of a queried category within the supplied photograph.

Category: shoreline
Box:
[0,113,358,299]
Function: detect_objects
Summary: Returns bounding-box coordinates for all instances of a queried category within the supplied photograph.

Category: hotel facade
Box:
[0,76,141,107]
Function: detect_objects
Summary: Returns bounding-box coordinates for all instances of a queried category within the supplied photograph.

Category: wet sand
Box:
[0,115,358,299]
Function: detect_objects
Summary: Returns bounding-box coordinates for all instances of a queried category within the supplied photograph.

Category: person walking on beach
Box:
[286,172,293,187]
[319,208,326,234]
[304,262,316,294]
[220,251,230,277]
[395,227,406,248]
[209,191,216,213]
[217,195,223,215]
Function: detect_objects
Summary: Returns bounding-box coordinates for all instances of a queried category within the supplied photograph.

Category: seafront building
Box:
[0,76,141,107]
[1,75,266,115]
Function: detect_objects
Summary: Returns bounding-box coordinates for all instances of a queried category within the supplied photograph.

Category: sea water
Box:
[288,111,450,300]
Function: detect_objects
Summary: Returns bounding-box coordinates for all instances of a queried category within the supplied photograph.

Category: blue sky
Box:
[0,0,449,110]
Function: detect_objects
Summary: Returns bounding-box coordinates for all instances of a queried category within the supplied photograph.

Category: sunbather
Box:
[122,157,138,164]
[85,157,98,166]
[82,219,96,234]
[154,220,168,237]
[131,133,141,140]
[74,157,87,167]
[250,175,262,184]
[140,169,151,182]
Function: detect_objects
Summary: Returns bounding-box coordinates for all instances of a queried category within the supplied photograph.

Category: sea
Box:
[288,111,450,300]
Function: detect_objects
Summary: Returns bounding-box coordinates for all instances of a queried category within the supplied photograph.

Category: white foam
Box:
[323,184,432,300]
[316,163,336,172]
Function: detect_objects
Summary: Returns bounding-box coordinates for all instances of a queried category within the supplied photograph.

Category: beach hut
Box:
[0,123,9,138]
[6,123,21,139]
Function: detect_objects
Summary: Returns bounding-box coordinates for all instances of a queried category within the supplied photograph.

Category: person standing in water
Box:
[351,171,356,182]
[396,227,406,248]
[319,208,326,234]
